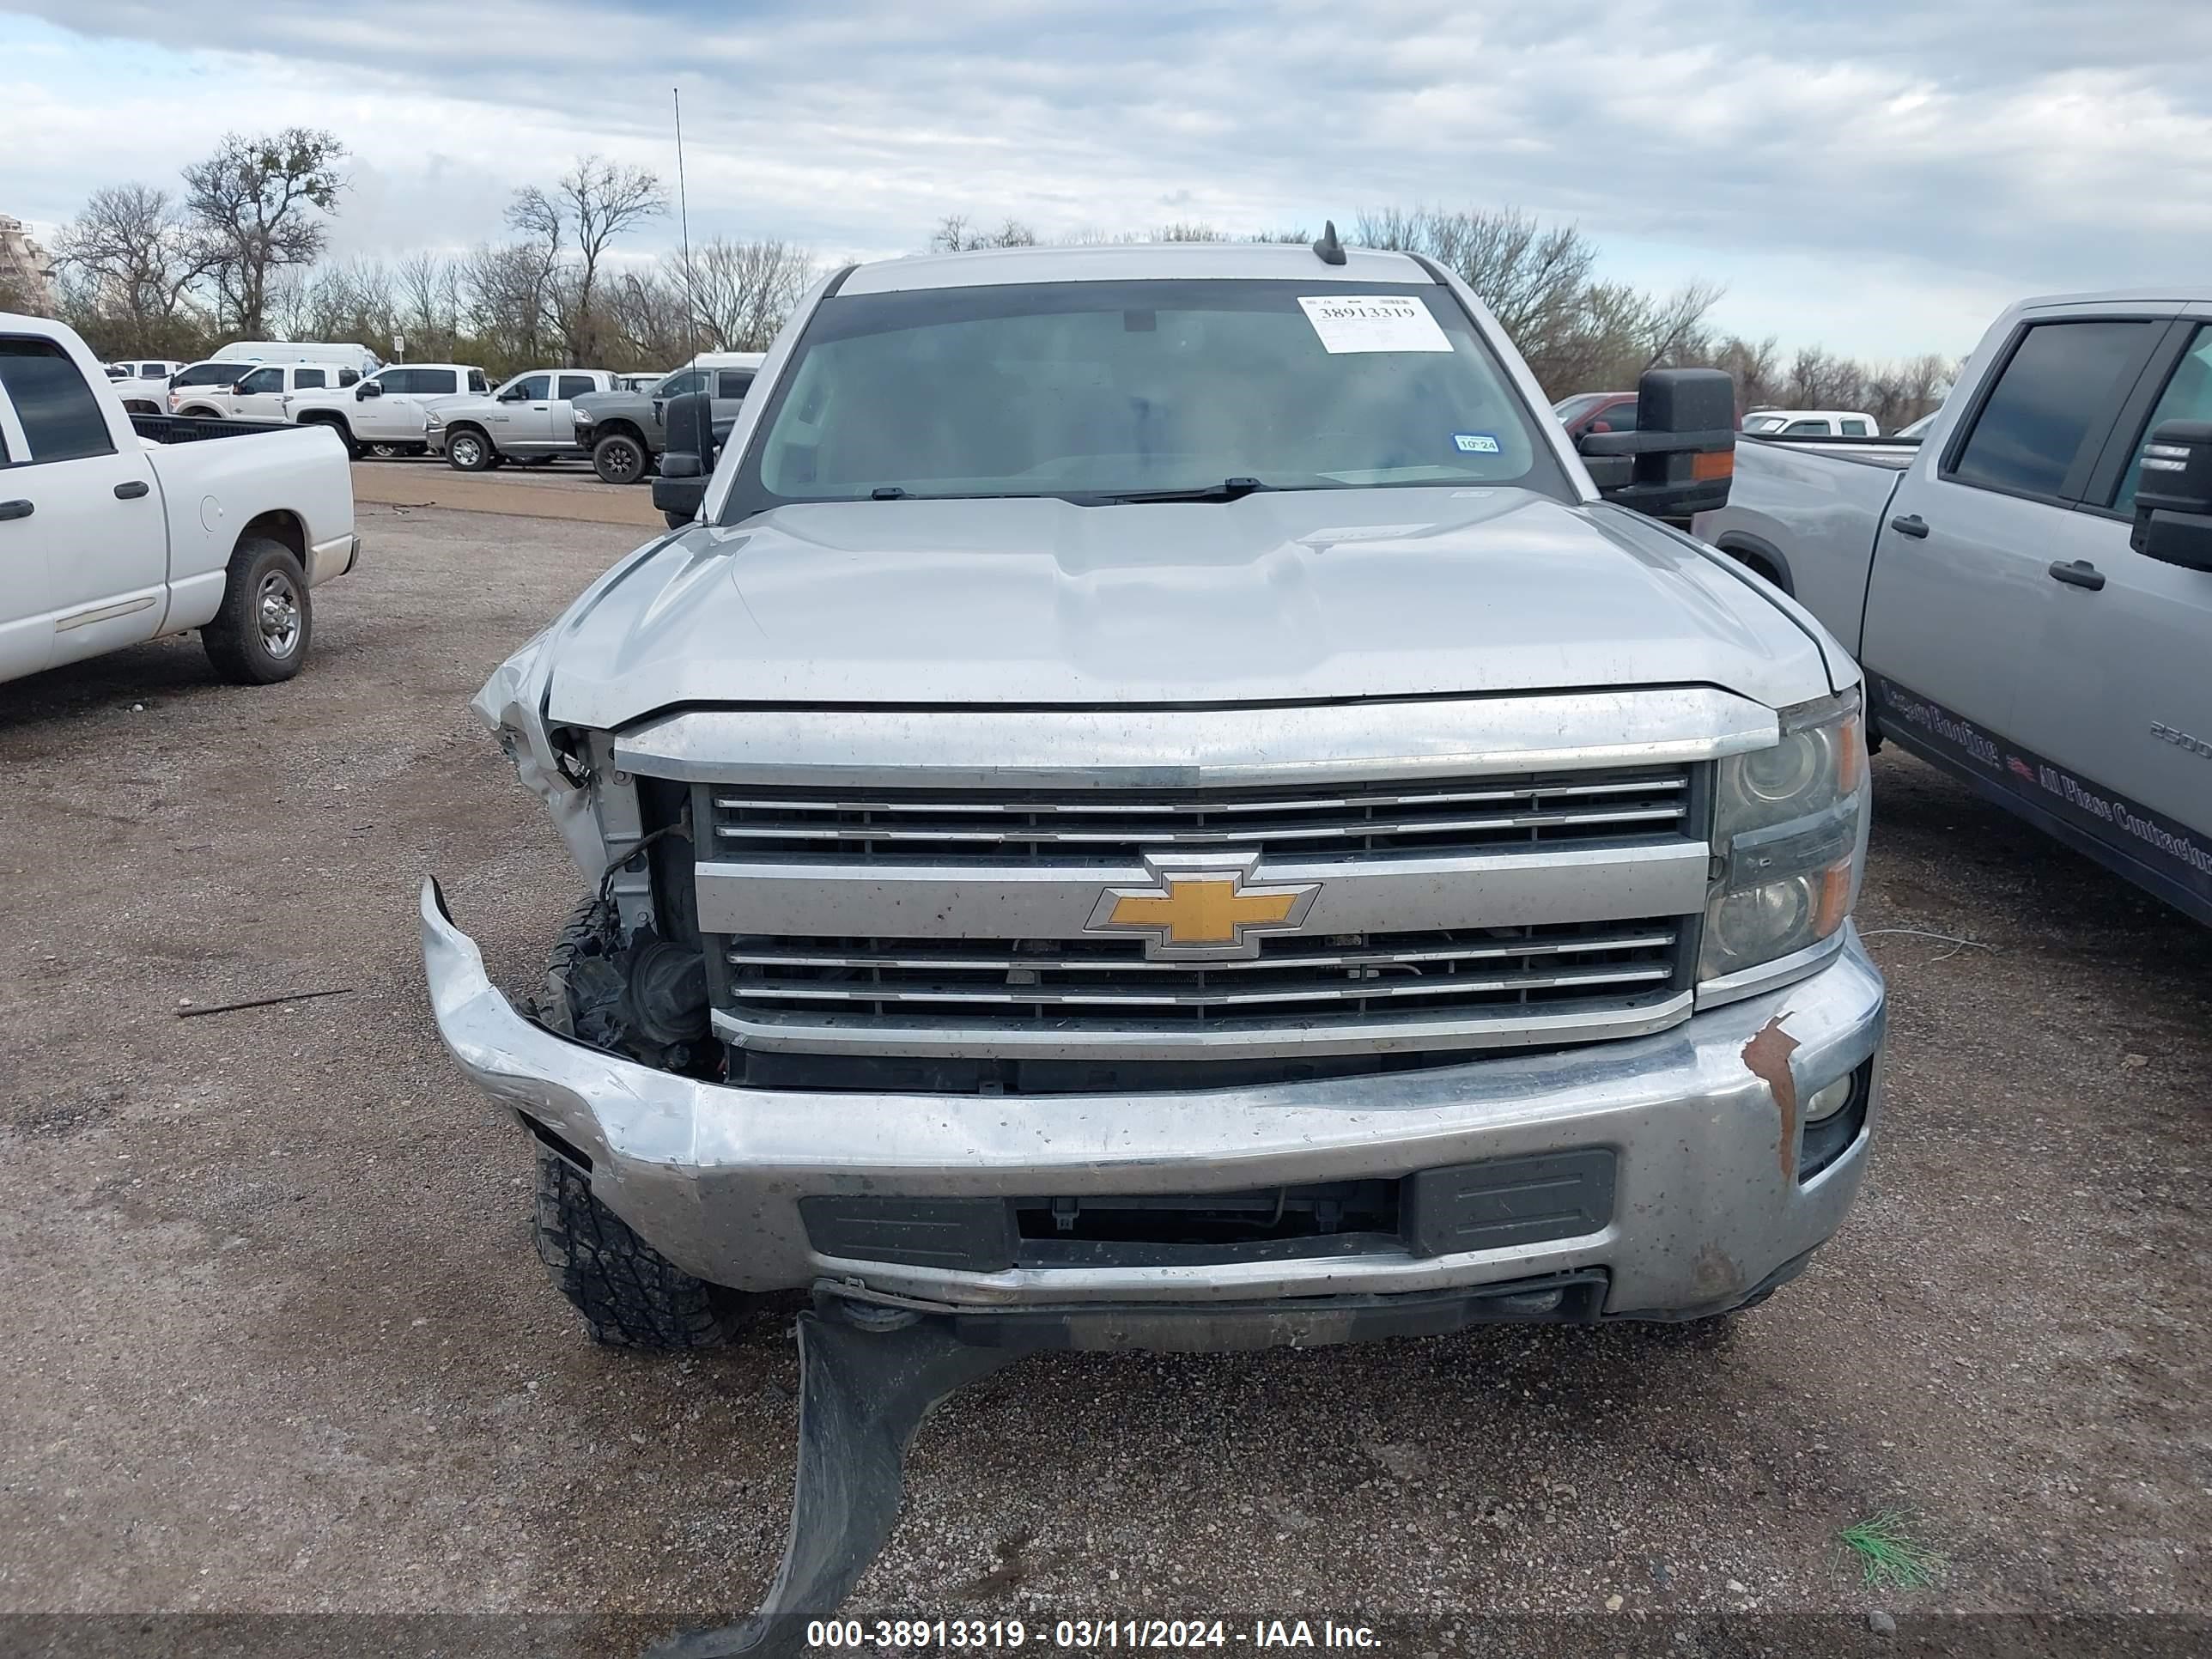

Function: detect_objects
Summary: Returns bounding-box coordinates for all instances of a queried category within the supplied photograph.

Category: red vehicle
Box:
[1552,390,1640,435]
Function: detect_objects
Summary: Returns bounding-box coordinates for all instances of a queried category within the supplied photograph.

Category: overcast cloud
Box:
[4,0,2209,358]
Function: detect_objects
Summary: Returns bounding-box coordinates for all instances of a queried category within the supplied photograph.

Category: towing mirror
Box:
[1575,368,1736,524]
[356,381,381,399]
[2130,420,2212,573]
[652,391,718,526]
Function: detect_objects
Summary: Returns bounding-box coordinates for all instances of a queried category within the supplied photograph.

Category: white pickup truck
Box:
[174,360,362,423]
[1698,289,2212,924]
[0,313,360,687]
[282,362,493,459]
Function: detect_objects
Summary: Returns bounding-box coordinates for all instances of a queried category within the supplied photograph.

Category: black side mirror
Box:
[357,381,381,400]
[2130,420,2212,572]
[652,392,718,526]
[1576,368,1736,524]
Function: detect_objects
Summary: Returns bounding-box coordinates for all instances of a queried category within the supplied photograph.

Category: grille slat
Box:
[723,921,1683,1028]
[711,768,1692,863]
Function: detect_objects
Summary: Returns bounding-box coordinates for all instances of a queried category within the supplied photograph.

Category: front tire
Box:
[202,537,312,684]
[592,432,647,485]
[445,428,494,471]
[366,441,405,460]
[534,1150,739,1350]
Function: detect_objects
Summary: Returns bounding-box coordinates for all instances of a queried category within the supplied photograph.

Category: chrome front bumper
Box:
[422,878,1885,1321]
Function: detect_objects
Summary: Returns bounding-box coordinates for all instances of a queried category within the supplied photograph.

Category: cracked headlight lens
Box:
[1699,688,1869,981]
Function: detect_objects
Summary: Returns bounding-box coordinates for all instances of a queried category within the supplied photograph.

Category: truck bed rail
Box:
[130,413,292,445]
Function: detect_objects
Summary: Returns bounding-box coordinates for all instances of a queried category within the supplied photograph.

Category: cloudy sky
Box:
[4,1,2209,360]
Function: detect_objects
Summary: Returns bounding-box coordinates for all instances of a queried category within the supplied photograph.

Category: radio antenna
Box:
[674,85,699,360]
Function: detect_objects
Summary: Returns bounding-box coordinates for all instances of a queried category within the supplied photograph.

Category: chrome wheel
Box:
[257,570,302,660]
[449,433,485,469]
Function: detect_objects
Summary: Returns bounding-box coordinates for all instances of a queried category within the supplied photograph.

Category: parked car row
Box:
[87,338,764,482]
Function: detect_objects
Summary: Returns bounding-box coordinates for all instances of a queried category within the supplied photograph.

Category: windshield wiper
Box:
[1084,477,1279,506]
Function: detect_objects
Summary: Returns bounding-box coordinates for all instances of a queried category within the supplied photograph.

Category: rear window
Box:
[732,278,1564,514]
[295,368,327,390]
[716,369,755,399]
[0,337,116,464]
[556,374,598,400]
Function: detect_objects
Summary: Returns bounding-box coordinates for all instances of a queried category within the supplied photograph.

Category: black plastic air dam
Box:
[643,1273,1607,1657]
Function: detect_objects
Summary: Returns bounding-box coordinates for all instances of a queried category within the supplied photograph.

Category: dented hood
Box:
[541,487,1833,728]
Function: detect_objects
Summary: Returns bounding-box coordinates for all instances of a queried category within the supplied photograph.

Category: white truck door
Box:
[2007,317,2212,914]
[0,373,52,679]
[0,333,167,672]
[352,368,420,442]
[1861,315,2168,764]
[227,364,289,422]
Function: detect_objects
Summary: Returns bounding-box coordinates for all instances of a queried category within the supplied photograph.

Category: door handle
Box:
[1889,514,1929,538]
[0,499,32,521]
[2047,559,2106,592]
[114,479,150,500]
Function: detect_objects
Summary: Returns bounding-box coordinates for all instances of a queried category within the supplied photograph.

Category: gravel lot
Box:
[2,495,2206,1656]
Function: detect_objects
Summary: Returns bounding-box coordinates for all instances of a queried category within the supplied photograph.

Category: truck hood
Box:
[542,486,1836,728]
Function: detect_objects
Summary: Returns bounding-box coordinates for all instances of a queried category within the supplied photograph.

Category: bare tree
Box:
[505,157,665,362]
[397,251,465,360]
[672,237,814,350]
[181,129,348,336]
[53,185,210,346]
[929,214,1037,252]
[1353,206,1596,368]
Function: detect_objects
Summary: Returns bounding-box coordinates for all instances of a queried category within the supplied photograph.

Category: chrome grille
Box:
[716,920,1686,1055]
[710,767,1692,865]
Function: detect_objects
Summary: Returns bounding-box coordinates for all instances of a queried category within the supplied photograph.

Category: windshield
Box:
[724,278,1567,518]
[1742,414,1789,433]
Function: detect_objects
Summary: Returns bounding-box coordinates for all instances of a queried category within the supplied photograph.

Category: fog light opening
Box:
[1797,1061,1873,1183]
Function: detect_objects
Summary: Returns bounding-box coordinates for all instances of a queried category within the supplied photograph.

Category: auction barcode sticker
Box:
[1297,295,1455,354]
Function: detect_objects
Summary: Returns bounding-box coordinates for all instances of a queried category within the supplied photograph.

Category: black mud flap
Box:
[647,1305,1026,1659]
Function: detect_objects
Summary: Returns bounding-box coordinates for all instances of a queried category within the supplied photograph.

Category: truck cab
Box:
[283,362,491,458]
[424,368,620,470]
[1701,290,2212,923]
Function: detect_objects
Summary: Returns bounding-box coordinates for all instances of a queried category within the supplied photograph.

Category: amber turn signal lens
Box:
[1814,860,1854,939]
[1691,450,1735,482]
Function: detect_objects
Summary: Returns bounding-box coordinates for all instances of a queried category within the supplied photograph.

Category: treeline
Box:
[14,128,813,379]
[10,132,1954,426]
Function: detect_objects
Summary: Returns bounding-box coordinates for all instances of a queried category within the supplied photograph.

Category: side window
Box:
[1948,320,2153,500]
[514,374,550,399]
[1841,417,1872,436]
[556,374,598,400]
[2112,325,2212,517]
[0,337,117,464]
[377,369,413,394]
[425,370,458,394]
[1784,419,1828,434]
[659,370,707,398]
[237,368,283,394]
[295,368,327,390]
[468,369,489,393]
[716,370,756,399]
[338,368,359,386]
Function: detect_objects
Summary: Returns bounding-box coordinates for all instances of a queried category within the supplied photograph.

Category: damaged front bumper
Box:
[422,878,1885,1333]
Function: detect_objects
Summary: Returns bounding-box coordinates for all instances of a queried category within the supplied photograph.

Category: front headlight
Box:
[573,407,596,426]
[1698,687,1869,982]
[423,410,445,429]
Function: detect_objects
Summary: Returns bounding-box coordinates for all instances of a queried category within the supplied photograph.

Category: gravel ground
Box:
[1,503,2206,1656]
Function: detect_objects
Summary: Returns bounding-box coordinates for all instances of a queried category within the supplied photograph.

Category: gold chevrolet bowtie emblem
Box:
[1087,854,1320,960]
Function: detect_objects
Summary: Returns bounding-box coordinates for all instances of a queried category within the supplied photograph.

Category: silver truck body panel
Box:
[542,487,1837,728]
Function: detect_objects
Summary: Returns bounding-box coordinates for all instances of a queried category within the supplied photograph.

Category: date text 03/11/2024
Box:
[804,1619,1382,1650]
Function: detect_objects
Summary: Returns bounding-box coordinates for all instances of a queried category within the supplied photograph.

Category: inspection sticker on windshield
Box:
[1298,295,1454,354]
[1453,432,1502,453]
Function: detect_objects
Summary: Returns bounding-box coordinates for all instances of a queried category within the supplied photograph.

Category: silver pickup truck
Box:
[1698,289,2212,925]
[423,240,1885,1638]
